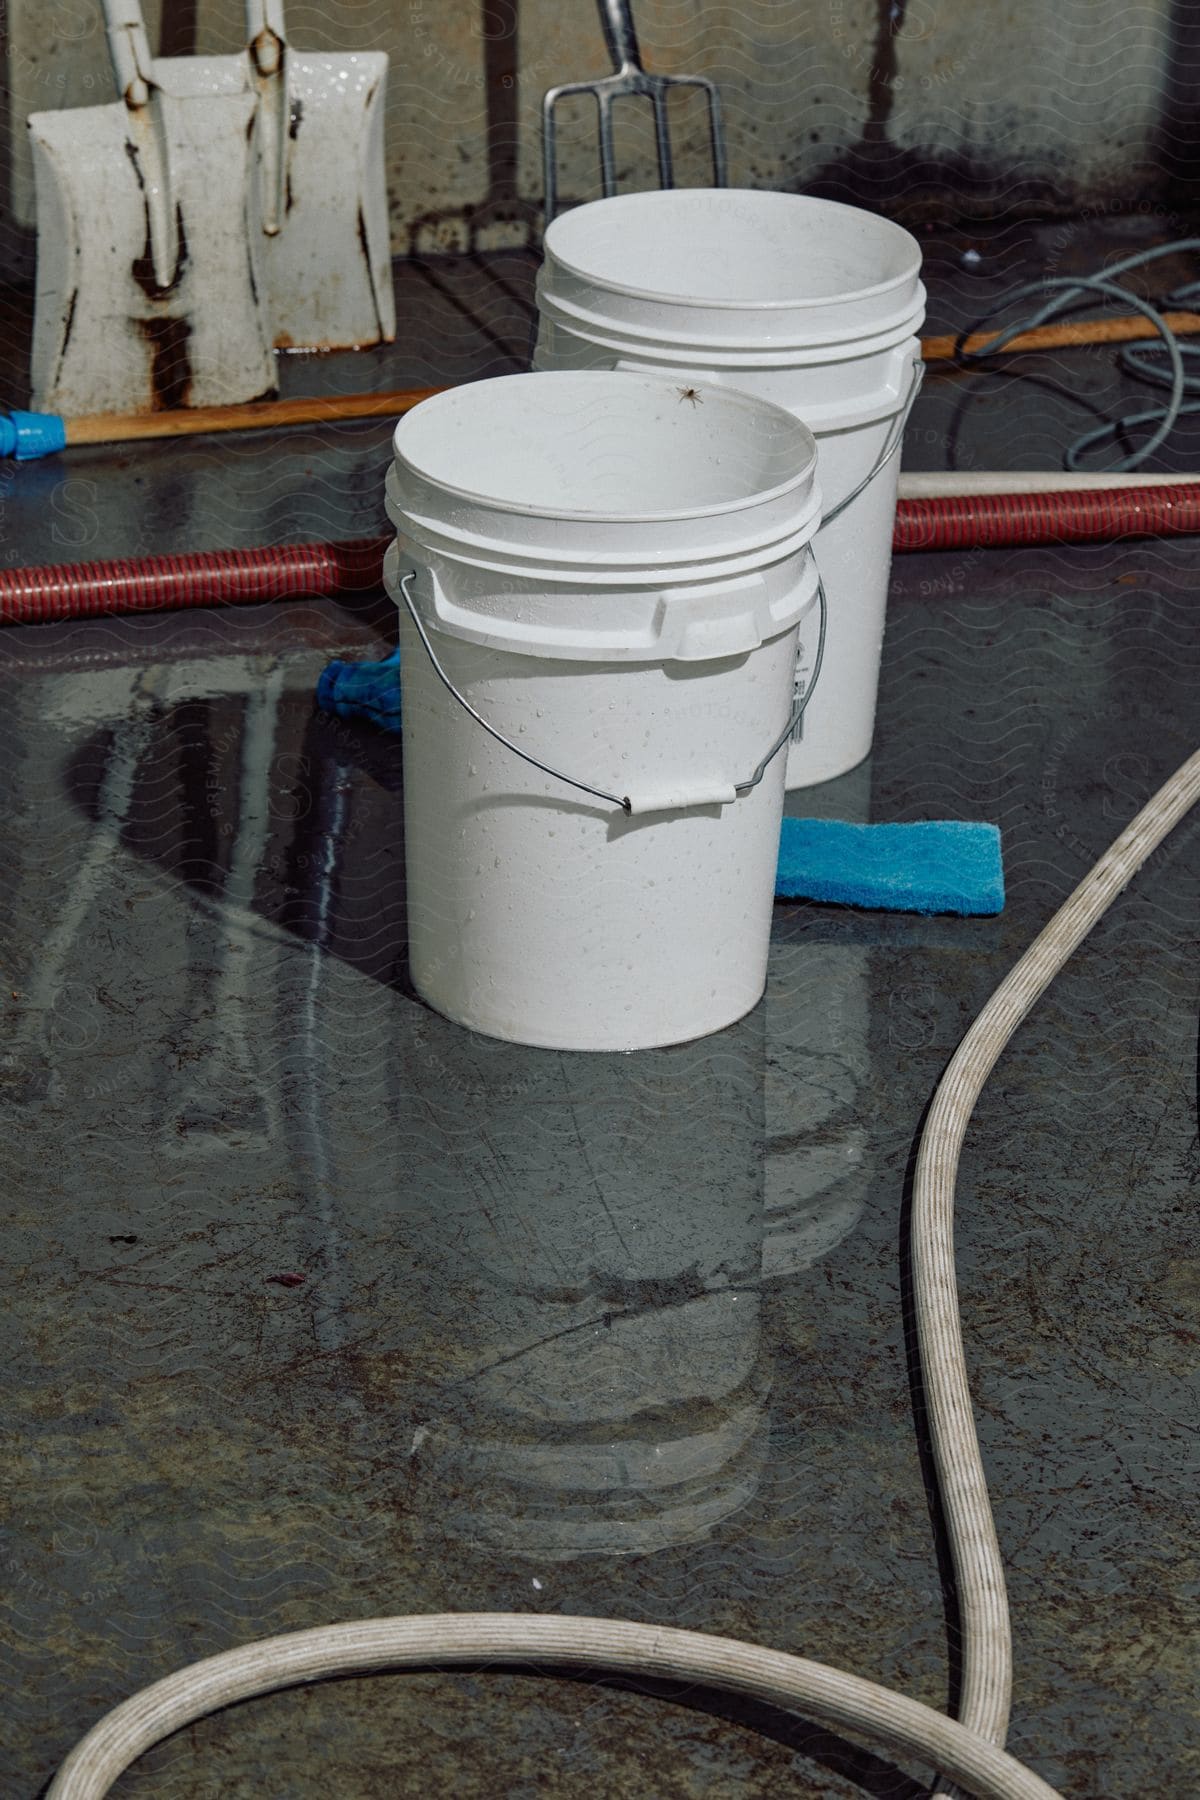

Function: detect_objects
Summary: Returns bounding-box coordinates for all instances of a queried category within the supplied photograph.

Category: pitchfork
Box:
[542,0,727,224]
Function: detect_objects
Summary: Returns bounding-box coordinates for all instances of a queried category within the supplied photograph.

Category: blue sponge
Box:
[776,818,1004,915]
[316,647,401,730]
[313,655,1004,916]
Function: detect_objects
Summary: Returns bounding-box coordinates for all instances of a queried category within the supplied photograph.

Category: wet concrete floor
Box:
[2,219,1198,1795]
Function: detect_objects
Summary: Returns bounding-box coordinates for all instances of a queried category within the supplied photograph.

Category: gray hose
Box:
[47,748,1200,1800]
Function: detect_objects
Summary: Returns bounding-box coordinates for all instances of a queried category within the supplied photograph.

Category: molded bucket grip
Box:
[396,564,828,817]
[821,357,924,524]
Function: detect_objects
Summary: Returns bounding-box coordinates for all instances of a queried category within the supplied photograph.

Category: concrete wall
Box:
[2,0,1192,262]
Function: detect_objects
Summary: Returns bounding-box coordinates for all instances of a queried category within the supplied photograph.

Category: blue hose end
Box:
[0,409,67,461]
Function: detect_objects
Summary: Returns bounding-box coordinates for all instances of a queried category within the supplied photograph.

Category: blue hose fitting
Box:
[0,409,67,461]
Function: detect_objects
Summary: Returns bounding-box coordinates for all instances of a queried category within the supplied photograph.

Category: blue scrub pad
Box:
[316,648,401,731]
[313,656,1004,916]
[776,818,1004,915]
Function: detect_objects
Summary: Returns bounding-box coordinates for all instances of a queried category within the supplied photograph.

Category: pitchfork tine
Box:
[542,89,560,225]
[542,80,597,226]
[541,0,727,225]
[666,73,728,187]
[597,91,618,197]
[707,84,728,186]
[651,89,674,189]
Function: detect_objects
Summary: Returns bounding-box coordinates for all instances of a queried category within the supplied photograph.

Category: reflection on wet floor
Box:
[42,660,879,1569]
[4,532,1199,1793]
[404,1005,769,1561]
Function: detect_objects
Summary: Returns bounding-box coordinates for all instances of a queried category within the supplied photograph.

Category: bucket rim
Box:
[535,281,927,359]
[393,371,820,527]
[542,189,923,314]
[387,504,824,585]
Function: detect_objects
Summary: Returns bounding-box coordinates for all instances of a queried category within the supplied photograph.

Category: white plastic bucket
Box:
[385,370,822,1052]
[533,188,926,787]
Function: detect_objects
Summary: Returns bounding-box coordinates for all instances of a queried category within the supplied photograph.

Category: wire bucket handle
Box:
[821,354,925,526]
[394,562,828,817]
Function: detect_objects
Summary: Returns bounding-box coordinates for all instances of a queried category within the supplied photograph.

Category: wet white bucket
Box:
[385,370,822,1051]
[533,188,926,786]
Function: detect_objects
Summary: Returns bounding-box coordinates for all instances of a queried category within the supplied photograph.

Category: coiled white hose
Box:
[46,1616,1054,1800]
[47,747,1200,1800]
[915,743,1200,1796]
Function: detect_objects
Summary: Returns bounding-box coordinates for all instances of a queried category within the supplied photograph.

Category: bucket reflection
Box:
[402,1003,769,1560]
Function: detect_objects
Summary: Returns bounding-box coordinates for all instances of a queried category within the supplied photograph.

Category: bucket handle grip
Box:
[822,355,925,525]
[395,564,827,816]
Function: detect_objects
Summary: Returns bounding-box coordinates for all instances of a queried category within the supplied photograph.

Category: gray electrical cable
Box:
[955,239,1200,471]
[46,747,1200,1800]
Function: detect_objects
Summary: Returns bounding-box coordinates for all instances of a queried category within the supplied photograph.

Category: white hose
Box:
[47,748,1200,1800]
[912,744,1199,1792]
[47,1616,1054,1800]
[898,470,1200,498]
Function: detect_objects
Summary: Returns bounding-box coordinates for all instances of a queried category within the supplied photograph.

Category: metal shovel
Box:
[542,0,727,224]
[154,3,397,351]
[29,0,276,418]
[151,3,398,351]
[242,1,396,350]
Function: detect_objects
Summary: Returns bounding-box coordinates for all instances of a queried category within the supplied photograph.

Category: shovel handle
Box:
[246,0,288,51]
[102,0,155,103]
[245,0,289,233]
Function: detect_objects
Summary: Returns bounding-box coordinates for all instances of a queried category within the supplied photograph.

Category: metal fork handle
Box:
[599,0,644,72]
[396,564,827,816]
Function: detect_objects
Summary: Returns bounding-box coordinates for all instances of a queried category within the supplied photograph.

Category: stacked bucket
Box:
[385,191,925,1052]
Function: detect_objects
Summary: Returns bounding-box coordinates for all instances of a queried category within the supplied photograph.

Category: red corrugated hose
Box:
[0,538,389,626]
[3,485,1200,627]
[893,482,1200,551]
